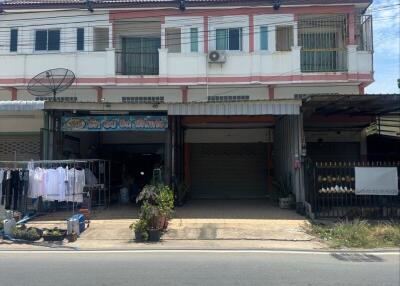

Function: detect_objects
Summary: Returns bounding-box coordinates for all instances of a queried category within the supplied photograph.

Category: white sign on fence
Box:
[355,167,399,196]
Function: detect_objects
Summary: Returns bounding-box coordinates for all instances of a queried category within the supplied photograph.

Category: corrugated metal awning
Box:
[0,101,45,111]
[168,101,300,115]
[301,94,400,116]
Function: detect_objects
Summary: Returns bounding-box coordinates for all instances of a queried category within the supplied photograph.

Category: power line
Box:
[0,4,393,42]
[0,13,389,50]
[0,3,396,29]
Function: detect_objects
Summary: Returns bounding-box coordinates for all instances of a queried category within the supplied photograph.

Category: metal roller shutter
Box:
[190,143,268,199]
[0,134,41,161]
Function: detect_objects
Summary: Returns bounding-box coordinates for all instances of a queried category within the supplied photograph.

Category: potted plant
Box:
[129,219,149,242]
[132,184,175,243]
[137,202,162,242]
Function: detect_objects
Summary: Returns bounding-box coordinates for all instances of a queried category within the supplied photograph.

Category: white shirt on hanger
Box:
[56,167,68,202]
[44,169,59,201]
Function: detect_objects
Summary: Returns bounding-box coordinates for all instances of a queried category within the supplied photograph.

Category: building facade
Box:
[0,0,374,208]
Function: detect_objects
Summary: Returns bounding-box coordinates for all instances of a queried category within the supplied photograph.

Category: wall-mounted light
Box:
[273,0,281,10]
[177,0,186,11]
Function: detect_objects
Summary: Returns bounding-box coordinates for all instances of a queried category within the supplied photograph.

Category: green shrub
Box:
[11,225,42,241]
[156,185,174,218]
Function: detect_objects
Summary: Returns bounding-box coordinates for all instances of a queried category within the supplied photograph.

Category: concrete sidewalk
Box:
[1,217,326,251]
[1,200,325,250]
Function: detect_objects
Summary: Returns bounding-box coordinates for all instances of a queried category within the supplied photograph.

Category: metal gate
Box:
[0,134,40,161]
[305,161,400,219]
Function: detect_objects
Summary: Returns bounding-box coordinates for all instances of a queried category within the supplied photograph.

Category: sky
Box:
[366,0,400,94]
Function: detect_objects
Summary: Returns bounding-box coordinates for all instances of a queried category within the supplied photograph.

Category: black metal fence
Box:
[115,51,159,75]
[305,161,400,219]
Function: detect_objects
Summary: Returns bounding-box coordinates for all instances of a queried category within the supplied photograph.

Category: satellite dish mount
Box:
[27,68,76,101]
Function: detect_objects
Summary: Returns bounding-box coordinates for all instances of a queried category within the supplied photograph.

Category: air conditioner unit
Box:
[208,50,226,63]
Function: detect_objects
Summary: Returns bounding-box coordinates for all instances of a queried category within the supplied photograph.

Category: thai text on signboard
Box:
[61,115,168,132]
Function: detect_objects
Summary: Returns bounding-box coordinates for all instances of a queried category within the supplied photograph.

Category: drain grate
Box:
[331,253,384,262]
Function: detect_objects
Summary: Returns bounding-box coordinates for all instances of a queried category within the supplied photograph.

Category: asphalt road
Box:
[0,250,399,286]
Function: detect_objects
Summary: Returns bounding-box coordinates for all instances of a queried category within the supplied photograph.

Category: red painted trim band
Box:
[0,73,373,86]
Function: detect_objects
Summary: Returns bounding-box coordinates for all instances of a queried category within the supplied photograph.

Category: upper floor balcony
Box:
[0,13,373,87]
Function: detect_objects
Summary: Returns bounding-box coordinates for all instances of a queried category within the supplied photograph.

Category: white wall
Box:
[0,11,110,54]
[0,50,114,81]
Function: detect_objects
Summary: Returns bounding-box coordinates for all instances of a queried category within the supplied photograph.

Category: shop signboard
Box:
[355,167,399,196]
[61,115,168,132]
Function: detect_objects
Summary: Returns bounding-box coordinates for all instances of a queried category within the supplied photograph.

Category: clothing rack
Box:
[0,159,111,218]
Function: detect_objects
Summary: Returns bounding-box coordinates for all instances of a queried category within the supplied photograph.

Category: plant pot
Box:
[148,229,162,242]
[151,215,166,230]
[43,230,66,242]
[279,197,293,209]
[134,231,148,242]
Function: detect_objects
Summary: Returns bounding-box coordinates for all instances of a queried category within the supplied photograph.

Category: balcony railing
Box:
[301,48,348,72]
[115,51,159,75]
[298,14,348,72]
[357,15,373,51]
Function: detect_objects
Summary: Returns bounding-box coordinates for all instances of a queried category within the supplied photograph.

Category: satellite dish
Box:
[27,68,75,100]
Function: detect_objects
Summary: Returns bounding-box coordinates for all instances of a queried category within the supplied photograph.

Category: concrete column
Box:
[164,118,172,186]
[181,86,188,103]
[7,87,17,101]
[105,48,116,79]
[360,128,368,161]
[42,111,50,160]
[158,48,168,79]
[203,16,209,53]
[291,46,301,74]
[348,12,356,45]
[94,86,103,103]
[48,112,55,160]
[108,24,113,49]
[268,85,275,100]
[249,14,254,53]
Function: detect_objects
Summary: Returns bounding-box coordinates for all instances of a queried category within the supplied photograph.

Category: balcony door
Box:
[121,37,160,75]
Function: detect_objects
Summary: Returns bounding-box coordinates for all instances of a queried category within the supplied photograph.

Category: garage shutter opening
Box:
[190,143,268,199]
